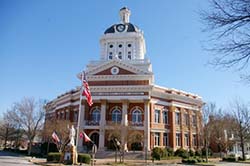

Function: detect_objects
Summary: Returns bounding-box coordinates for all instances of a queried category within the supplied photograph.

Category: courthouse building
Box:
[45,7,203,152]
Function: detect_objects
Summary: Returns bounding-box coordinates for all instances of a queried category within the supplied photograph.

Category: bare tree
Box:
[230,98,250,160]
[6,97,45,155]
[200,0,250,81]
[43,119,72,153]
[203,102,217,162]
[0,114,19,149]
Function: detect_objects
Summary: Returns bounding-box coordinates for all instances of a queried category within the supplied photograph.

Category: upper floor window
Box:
[154,109,160,123]
[112,108,122,123]
[118,44,123,48]
[118,52,122,59]
[65,111,70,120]
[192,115,197,126]
[127,43,132,47]
[128,51,132,60]
[109,44,113,48]
[132,109,142,123]
[192,134,197,146]
[175,112,180,125]
[73,111,78,122]
[162,110,168,124]
[184,113,189,126]
[92,107,101,122]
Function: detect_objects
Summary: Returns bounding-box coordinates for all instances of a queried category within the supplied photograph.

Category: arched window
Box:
[112,108,121,123]
[132,109,142,123]
[92,108,100,122]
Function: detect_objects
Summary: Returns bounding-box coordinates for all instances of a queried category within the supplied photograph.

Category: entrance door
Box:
[90,133,99,148]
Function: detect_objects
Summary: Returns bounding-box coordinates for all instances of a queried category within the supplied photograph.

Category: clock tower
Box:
[100,7,146,62]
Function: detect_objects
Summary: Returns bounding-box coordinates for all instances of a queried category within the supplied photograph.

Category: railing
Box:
[85,120,100,126]
[129,121,144,126]
[106,121,122,125]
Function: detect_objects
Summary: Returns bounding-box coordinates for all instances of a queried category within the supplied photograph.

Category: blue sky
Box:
[1,0,249,115]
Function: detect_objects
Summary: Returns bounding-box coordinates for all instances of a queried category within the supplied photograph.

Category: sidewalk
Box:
[30,157,182,166]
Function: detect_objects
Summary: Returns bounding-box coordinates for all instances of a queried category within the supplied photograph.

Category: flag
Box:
[81,72,93,106]
[52,131,60,143]
[80,131,92,143]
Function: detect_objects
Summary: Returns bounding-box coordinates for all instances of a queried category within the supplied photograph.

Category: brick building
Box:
[45,7,203,152]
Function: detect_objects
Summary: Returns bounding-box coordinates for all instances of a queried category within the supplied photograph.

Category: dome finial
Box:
[119,7,131,23]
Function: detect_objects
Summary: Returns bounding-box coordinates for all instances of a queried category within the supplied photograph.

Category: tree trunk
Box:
[205,137,209,162]
[4,128,9,149]
[240,135,245,161]
[28,139,32,156]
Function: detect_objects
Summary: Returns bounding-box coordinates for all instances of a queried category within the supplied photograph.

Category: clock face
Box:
[116,24,125,32]
[111,67,119,75]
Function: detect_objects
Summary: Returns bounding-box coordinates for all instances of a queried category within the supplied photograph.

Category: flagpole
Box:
[76,71,84,157]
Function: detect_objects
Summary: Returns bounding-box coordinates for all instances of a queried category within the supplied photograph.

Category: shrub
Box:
[47,152,61,162]
[182,158,197,164]
[222,156,236,162]
[151,147,162,160]
[175,148,188,158]
[202,148,213,156]
[78,153,91,164]
[189,149,195,157]
[166,148,174,157]
[195,150,202,156]
[131,142,143,151]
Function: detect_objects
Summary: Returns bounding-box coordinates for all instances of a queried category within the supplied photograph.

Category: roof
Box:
[104,23,139,34]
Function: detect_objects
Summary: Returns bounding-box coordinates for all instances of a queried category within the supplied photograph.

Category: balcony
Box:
[85,120,100,126]
[106,121,122,126]
[129,121,144,126]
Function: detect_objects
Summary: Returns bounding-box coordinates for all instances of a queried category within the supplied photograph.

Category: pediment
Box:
[86,59,150,76]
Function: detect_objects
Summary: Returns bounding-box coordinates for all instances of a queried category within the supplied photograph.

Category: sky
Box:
[1,0,249,116]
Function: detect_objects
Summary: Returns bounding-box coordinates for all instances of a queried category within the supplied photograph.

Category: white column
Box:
[122,100,128,151]
[99,100,106,150]
[77,100,85,151]
[144,100,150,151]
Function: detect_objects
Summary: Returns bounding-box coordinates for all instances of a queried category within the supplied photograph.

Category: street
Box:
[0,150,37,166]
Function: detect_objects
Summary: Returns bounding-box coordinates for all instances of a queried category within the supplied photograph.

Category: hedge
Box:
[78,153,91,164]
[47,152,91,164]
[47,152,61,162]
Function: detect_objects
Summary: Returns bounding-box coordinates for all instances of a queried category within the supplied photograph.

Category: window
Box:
[132,109,142,123]
[192,134,197,146]
[128,43,132,47]
[108,52,113,60]
[163,133,169,146]
[109,44,113,48]
[154,132,160,146]
[184,113,189,126]
[118,44,122,48]
[73,111,78,122]
[175,112,180,125]
[192,115,197,126]
[162,111,168,124]
[60,112,64,119]
[112,109,121,123]
[176,133,181,147]
[128,51,132,60]
[118,52,122,59]
[66,111,70,120]
[154,109,160,123]
[92,108,100,122]
[185,133,189,146]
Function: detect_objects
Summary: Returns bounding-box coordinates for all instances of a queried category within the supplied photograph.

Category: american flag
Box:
[52,131,60,143]
[80,131,92,143]
[81,72,93,106]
